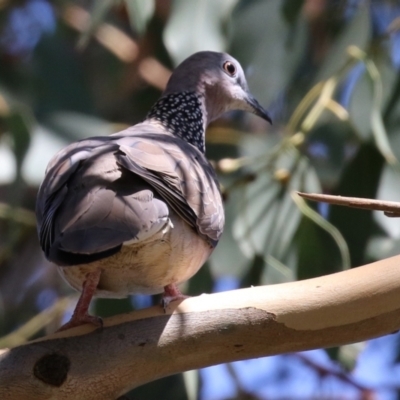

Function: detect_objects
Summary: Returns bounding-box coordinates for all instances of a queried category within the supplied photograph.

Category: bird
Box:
[36,51,272,331]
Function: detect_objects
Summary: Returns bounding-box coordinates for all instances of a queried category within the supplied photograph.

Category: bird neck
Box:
[146,91,206,153]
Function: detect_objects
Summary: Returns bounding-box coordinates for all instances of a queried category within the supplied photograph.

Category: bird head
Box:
[163,51,272,125]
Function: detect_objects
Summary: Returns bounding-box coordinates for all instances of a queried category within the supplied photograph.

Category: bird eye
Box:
[223,61,237,77]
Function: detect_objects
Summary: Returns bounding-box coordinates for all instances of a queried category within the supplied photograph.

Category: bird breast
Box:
[58,210,214,298]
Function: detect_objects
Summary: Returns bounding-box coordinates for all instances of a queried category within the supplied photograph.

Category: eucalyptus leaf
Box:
[232,148,315,281]
[125,0,155,35]
[21,124,67,186]
[4,109,32,171]
[43,111,116,142]
[304,121,356,189]
[316,4,370,81]
[348,69,373,140]
[232,171,280,259]
[0,144,16,184]
[231,0,307,108]
[366,235,400,260]
[210,189,250,278]
[281,0,304,26]
[296,215,342,280]
[182,369,198,400]
[329,143,384,266]
[374,164,400,238]
[364,57,400,167]
[163,0,237,65]
[77,0,116,49]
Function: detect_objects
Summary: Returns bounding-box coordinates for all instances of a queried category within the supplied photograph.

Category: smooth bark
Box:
[2,255,400,400]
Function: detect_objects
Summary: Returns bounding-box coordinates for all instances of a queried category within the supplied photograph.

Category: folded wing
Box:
[36,129,224,266]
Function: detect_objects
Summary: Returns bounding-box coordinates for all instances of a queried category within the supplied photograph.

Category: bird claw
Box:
[57,314,103,332]
[161,284,189,311]
[162,294,189,311]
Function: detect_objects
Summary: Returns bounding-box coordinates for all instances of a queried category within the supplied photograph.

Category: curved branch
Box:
[2,255,400,400]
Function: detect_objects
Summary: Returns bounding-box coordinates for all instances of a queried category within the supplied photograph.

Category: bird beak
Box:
[245,94,272,124]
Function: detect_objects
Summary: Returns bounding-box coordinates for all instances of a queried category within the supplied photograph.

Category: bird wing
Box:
[36,136,168,265]
[115,132,224,244]
[36,131,224,266]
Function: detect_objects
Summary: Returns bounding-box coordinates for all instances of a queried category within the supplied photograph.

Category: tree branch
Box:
[2,255,400,400]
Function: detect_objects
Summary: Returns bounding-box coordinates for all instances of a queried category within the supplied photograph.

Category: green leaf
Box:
[182,369,198,400]
[125,0,155,35]
[304,121,356,189]
[374,164,400,238]
[316,4,370,81]
[329,143,384,266]
[21,124,68,186]
[43,111,116,141]
[210,189,250,278]
[232,147,319,282]
[77,0,116,49]
[281,0,304,26]
[232,169,281,259]
[295,215,342,280]
[163,0,238,64]
[365,56,399,167]
[347,47,399,166]
[4,109,32,171]
[367,236,400,261]
[292,192,350,270]
[230,0,307,108]
[348,68,374,141]
[240,253,265,288]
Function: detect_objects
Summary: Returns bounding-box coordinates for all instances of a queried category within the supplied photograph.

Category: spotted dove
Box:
[36,51,271,330]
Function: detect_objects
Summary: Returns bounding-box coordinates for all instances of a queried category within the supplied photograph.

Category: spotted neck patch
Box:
[146,91,205,153]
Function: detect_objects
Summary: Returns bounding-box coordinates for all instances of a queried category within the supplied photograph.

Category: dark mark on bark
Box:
[33,353,70,387]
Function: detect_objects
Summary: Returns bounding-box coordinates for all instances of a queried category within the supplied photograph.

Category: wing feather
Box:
[36,127,224,266]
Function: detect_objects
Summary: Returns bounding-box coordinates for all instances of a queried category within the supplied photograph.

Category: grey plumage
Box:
[147,91,205,151]
[36,51,271,313]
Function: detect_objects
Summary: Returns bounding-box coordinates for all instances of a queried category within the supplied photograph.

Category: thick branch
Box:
[2,255,400,400]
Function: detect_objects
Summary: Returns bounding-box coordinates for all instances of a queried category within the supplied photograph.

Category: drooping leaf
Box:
[347,68,373,140]
[295,214,343,280]
[4,108,32,172]
[374,164,400,238]
[316,4,370,81]
[367,236,400,261]
[43,111,116,141]
[163,0,238,65]
[303,121,357,189]
[329,143,385,266]
[230,0,307,109]
[232,145,320,282]
[210,189,251,279]
[281,0,304,26]
[292,192,351,270]
[77,0,116,49]
[125,0,155,35]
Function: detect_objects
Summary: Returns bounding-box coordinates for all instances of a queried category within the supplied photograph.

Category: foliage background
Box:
[1,0,400,398]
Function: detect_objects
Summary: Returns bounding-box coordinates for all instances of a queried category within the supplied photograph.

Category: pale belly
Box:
[58,213,213,298]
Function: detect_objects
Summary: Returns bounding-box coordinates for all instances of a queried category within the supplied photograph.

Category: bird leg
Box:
[162,283,189,310]
[57,269,103,332]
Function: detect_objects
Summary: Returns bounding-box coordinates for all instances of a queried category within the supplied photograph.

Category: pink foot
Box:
[57,269,103,332]
[161,284,190,310]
